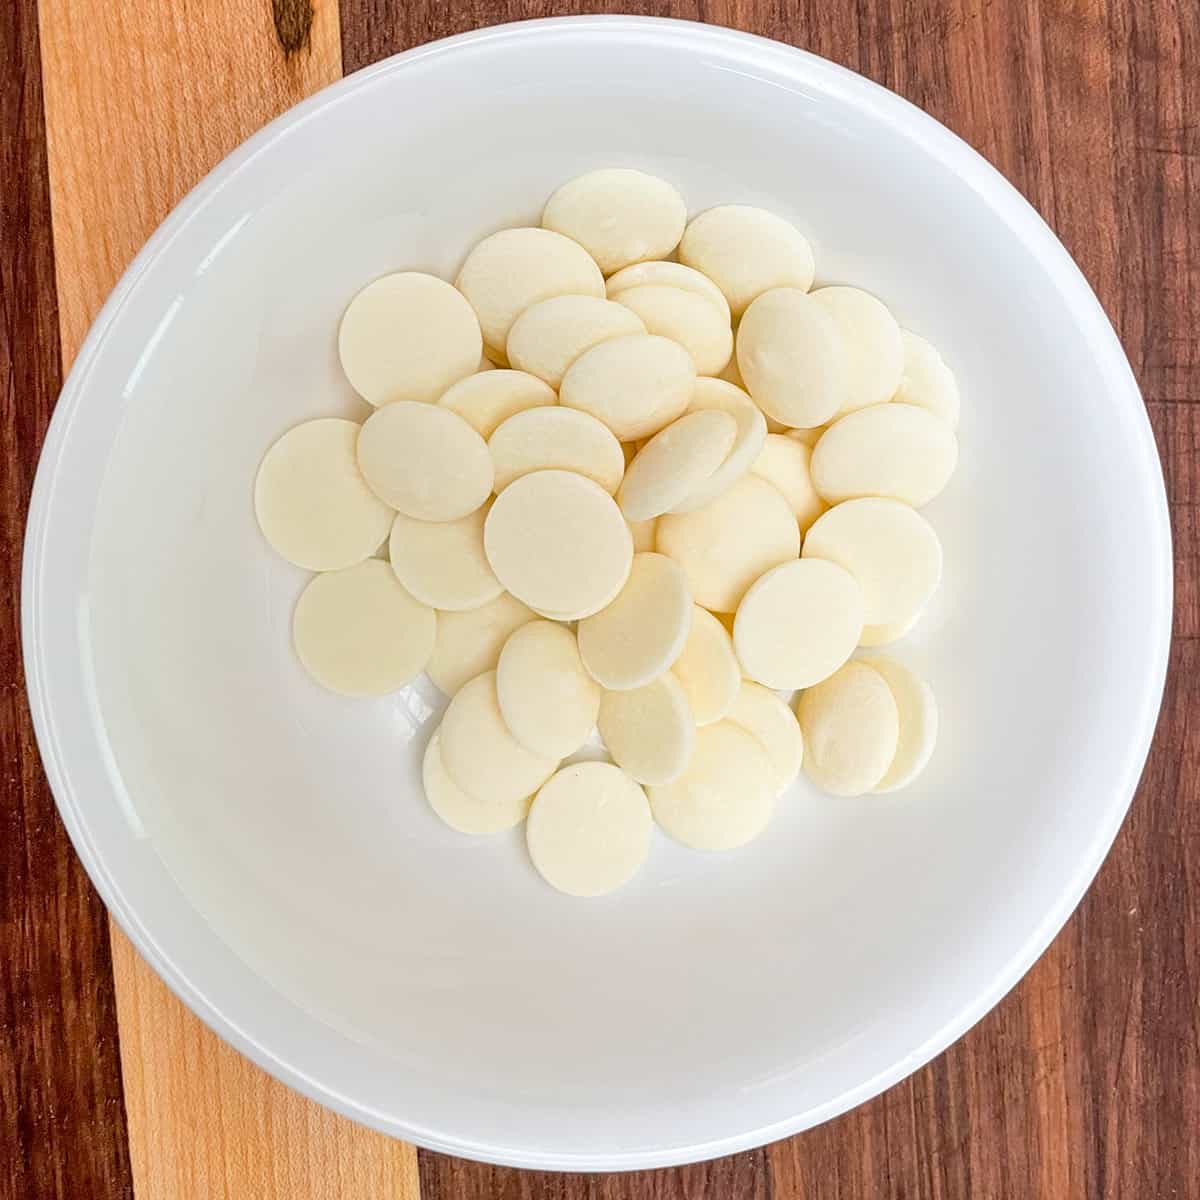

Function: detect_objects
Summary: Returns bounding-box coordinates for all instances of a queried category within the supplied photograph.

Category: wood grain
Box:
[418,1153,773,1200]
[33,0,418,1197]
[110,933,421,1200]
[0,1,132,1198]
[335,1,1200,1195]
[38,0,342,368]
[3,0,1195,1197]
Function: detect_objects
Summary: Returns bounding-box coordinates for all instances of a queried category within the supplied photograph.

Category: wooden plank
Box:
[11,0,1192,1195]
[1154,402,1198,641]
[110,933,421,1200]
[417,1153,772,1200]
[0,1,133,1197]
[762,1,1200,1196]
[35,1,421,1197]
[333,2,1200,1197]
[41,0,341,368]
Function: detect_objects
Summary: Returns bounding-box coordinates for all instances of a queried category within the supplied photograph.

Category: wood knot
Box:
[272,0,313,56]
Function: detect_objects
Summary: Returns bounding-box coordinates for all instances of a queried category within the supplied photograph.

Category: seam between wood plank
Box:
[36,0,422,1196]
[2,6,133,1196]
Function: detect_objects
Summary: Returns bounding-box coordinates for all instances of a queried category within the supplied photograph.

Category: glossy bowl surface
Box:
[23,16,1171,1170]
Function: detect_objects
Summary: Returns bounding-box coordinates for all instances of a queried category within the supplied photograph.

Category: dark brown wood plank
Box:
[767,0,1199,1191]
[418,1153,772,1200]
[770,402,1199,1200]
[0,1,133,1198]
[339,0,703,74]
[1155,401,1198,642]
[337,2,1199,1197]
[765,3,1200,1196]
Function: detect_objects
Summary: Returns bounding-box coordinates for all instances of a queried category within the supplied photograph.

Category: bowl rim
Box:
[22,14,1174,1170]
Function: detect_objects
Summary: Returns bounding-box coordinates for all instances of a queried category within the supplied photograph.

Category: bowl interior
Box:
[30,20,1169,1169]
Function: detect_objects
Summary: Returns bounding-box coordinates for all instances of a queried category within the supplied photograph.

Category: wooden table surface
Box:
[2,1,1197,1197]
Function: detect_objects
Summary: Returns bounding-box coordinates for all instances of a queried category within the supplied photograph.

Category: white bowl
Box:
[23,16,1171,1171]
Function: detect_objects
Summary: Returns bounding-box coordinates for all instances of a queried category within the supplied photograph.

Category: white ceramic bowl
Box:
[23,16,1171,1171]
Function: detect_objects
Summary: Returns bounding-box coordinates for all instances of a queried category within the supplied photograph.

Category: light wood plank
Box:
[38,1,421,1195]
[111,934,421,1200]
[41,0,341,365]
